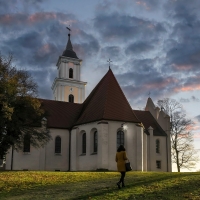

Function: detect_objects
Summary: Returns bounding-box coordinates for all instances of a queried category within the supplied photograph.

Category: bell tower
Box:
[52,28,87,103]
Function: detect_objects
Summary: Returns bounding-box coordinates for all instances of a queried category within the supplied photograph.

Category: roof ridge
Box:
[74,68,141,126]
[110,70,140,122]
[134,110,166,136]
[102,69,111,119]
[74,70,110,125]
[147,111,166,135]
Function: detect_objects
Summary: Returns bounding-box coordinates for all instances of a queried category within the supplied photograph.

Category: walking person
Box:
[115,145,128,189]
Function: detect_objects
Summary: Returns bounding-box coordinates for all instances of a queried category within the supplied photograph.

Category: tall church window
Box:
[94,131,98,153]
[156,139,160,153]
[69,94,74,103]
[82,133,86,154]
[69,68,73,78]
[23,134,30,152]
[55,136,61,154]
[117,130,124,148]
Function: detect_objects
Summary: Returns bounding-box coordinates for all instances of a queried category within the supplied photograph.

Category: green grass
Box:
[1,171,200,200]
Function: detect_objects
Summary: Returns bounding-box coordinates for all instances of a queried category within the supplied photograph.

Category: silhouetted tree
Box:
[157,98,199,172]
[0,54,51,159]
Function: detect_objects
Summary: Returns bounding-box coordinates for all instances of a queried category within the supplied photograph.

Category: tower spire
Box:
[62,27,78,59]
[66,27,73,50]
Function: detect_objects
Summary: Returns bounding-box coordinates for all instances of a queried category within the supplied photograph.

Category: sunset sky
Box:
[1,0,200,171]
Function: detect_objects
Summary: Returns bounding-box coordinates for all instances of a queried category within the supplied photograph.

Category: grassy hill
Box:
[1,171,200,199]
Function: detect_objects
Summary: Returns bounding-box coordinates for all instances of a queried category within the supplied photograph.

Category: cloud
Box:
[0,0,47,15]
[114,57,180,106]
[180,98,190,103]
[135,0,162,10]
[162,0,200,74]
[195,115,200,122]
[93,12,166,44]
[125,41,155,55]
[0,0,200,109]
[73,30,100,59]
[100,46,122,61]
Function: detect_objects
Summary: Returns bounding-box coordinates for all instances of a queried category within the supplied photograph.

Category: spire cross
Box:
[107,58,112,69]
[148,91,151,97]
[66,26,71,34]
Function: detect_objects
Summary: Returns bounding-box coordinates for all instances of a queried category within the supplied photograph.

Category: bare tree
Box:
[157,98,199,172]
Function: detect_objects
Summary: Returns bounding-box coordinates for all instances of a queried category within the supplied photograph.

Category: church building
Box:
[5,31,172,172]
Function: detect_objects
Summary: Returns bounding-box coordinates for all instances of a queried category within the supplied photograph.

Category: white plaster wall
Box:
[143,131,147,171]
[45,128,69,171]
[106,121,138,171]
[148,134,168,172]
[76,123,98,171]
[70,128,78,171]
[71,121,140,171]
[5,121,169,172]
[6,146,41,171]
[6,128,69,171]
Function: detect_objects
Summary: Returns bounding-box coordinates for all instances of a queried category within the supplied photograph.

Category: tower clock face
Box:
[70,87,73,92]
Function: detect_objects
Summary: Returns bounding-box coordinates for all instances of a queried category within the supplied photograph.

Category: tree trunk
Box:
[176,150,180,172]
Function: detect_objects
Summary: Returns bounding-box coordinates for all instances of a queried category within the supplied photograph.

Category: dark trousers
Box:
[119,172,126,185]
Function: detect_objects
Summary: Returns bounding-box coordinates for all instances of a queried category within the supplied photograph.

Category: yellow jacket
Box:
[115,151,128,172]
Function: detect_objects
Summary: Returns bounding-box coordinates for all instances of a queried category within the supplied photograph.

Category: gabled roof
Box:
[40,99,82,129]
[62,34,79,59]
[75,69,140,125]
[133,110,167,136]
[145,97,155,111]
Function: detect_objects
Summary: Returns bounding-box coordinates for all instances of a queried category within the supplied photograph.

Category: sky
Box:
[1,0,200,172]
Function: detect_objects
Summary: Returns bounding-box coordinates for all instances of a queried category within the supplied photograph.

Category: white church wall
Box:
[154,136,168,172]
[71,121,143,171]
[143,131,148,171]
[106,121,139,171]
[97,122,109,170]
[44,128,69,171]
[148,130,168,172]
[148,127,155,171]
[122,122,138,171]
[6,146,41,171]
[70,128,78,171]
[76,123,98,171]
[136,125,144,171]
[5,128,69,171]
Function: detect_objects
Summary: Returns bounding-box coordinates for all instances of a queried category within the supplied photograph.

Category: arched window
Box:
[94,131,98,153]
[23,134,30,152]
[55,136,61,153]
[69,68,73,78]
[69,94,74,103]
[82,133,86,154]
[117,130,124,148]
[156,139,160,153]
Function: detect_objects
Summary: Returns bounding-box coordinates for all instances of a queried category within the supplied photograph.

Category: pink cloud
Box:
[144,77,178,89]
[174,85,200,92]
[193,133,200,139]
[136,1,150,10]
[38,44,51,55]
[0,12,77,27]
[173,64,193,71]
[0,14,15,24]
[28,13,57,23]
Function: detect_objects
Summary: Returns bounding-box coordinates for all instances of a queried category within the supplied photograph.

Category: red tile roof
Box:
[133,110,167,136]
[40,99,82,129]
[75,69,140,125]
[40,69,142,129]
